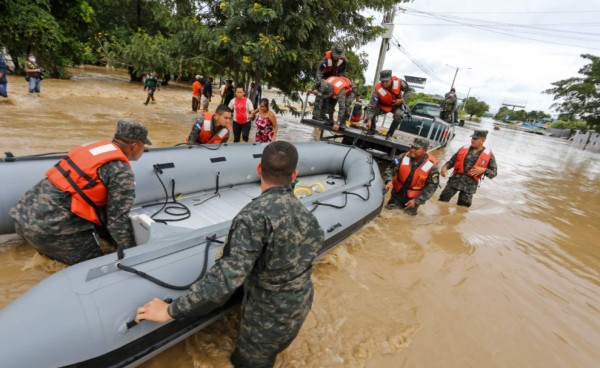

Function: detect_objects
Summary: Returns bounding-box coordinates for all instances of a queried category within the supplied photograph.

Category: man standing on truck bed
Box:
[364,70,410,140]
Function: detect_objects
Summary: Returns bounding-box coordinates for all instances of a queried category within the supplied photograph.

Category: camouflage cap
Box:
[471,129,488,139]
[331,44,345,58]
[411,137,429,149]
[320,82,333,95]
[115,119,152,145]
[380,70,392,81]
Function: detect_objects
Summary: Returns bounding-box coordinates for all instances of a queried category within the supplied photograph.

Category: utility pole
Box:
[450,67,459,90]
[462,86,472,111]
[372,7,396,88]
[448,65,471,90]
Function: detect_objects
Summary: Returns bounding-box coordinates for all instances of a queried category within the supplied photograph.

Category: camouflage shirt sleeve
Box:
[484,152,498,179]
[315,57,328,87]
[444,149,460,170]
[168,210,268,319]
[365,90,380,121]
[187,119,201,145]
[383,153,405,183]
[97,160,136,248]
[414,162,440,205]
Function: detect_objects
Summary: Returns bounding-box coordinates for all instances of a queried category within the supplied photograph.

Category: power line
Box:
[394,22,600,27]
[422,10,600,14]
[405,11,600,39]
[389,35,449,85]
[402,7,600,50]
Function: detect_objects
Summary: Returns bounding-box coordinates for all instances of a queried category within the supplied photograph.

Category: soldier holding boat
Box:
[135,141,324,368]
[9,120,151,265]
[384,137,439,215]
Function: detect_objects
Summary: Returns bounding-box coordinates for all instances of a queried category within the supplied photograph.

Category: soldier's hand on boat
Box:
[365,120,371,129]
[441,166,448,177]
[135,297,173,324]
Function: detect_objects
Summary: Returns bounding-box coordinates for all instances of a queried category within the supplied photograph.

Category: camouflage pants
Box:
[378,107,404,138]
[230,283,314,368]
[438,184,473,207]
[312,93,329,121]
[385,190,419,216]
[330,91,354,126]
[14,221,103,265]
[440,109,452,122]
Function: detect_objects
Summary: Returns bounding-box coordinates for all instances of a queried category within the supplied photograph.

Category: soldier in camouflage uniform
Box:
[440,88,457,123]
[318,77,354,130]
[438,130,497,207]
[383,138,440,215]
[365,70,410,139]
[9,120,151,265]
[310,44,347,121]
[135,141,325,368]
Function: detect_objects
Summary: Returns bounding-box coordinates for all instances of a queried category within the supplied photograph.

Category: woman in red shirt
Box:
[228,86,255,142]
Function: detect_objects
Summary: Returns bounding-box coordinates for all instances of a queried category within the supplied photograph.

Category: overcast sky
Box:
[359,0,600,115]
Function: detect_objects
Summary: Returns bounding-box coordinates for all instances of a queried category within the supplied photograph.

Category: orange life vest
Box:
[322,51,346,75]
[375,76,403,112]
[191,112,229,144]
[392,154,438,198]
[325,76,353,96]
[46,141,130,225]
[453,146,492,181]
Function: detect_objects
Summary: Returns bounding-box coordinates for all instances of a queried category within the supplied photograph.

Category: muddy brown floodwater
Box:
[1,66,599,367]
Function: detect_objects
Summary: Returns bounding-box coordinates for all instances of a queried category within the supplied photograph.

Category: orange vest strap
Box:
[392,154,438,198]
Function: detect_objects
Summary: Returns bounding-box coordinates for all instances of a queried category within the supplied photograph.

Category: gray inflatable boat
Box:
[0,141,384,367]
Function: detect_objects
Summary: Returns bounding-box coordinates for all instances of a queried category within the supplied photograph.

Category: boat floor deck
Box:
[129,173,346,230]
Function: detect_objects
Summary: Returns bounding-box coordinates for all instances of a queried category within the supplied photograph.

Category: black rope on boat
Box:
[117,234,220,290]
[311,146,376,213]
[215,171,221,195]
[149,169,191,222]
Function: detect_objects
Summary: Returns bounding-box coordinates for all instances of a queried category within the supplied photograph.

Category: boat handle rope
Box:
[193,172,230,206]
[148,167,191,223]
[125,298,173,329]
[327,223,342,233]
[117,234,220,290]
[311,153,376,213]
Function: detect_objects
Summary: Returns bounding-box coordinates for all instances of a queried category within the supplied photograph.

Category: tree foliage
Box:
[463,97,489,118]
[494,106,550,122]
[0,0,410,96]
[405,92,437,105]
[545,54,600,132]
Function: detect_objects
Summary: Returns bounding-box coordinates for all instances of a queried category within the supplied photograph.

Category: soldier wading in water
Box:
[136,141,325,368]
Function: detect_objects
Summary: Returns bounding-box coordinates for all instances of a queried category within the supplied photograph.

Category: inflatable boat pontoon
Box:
[0,141,384,367]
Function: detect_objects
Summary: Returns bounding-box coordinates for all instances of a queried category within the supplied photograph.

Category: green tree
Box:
[200,0,406,102]
[406,92,436,105]
[550,119,588,131]
[464,97,489,118]
[0,0,66,74]
[545,54,600,132]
